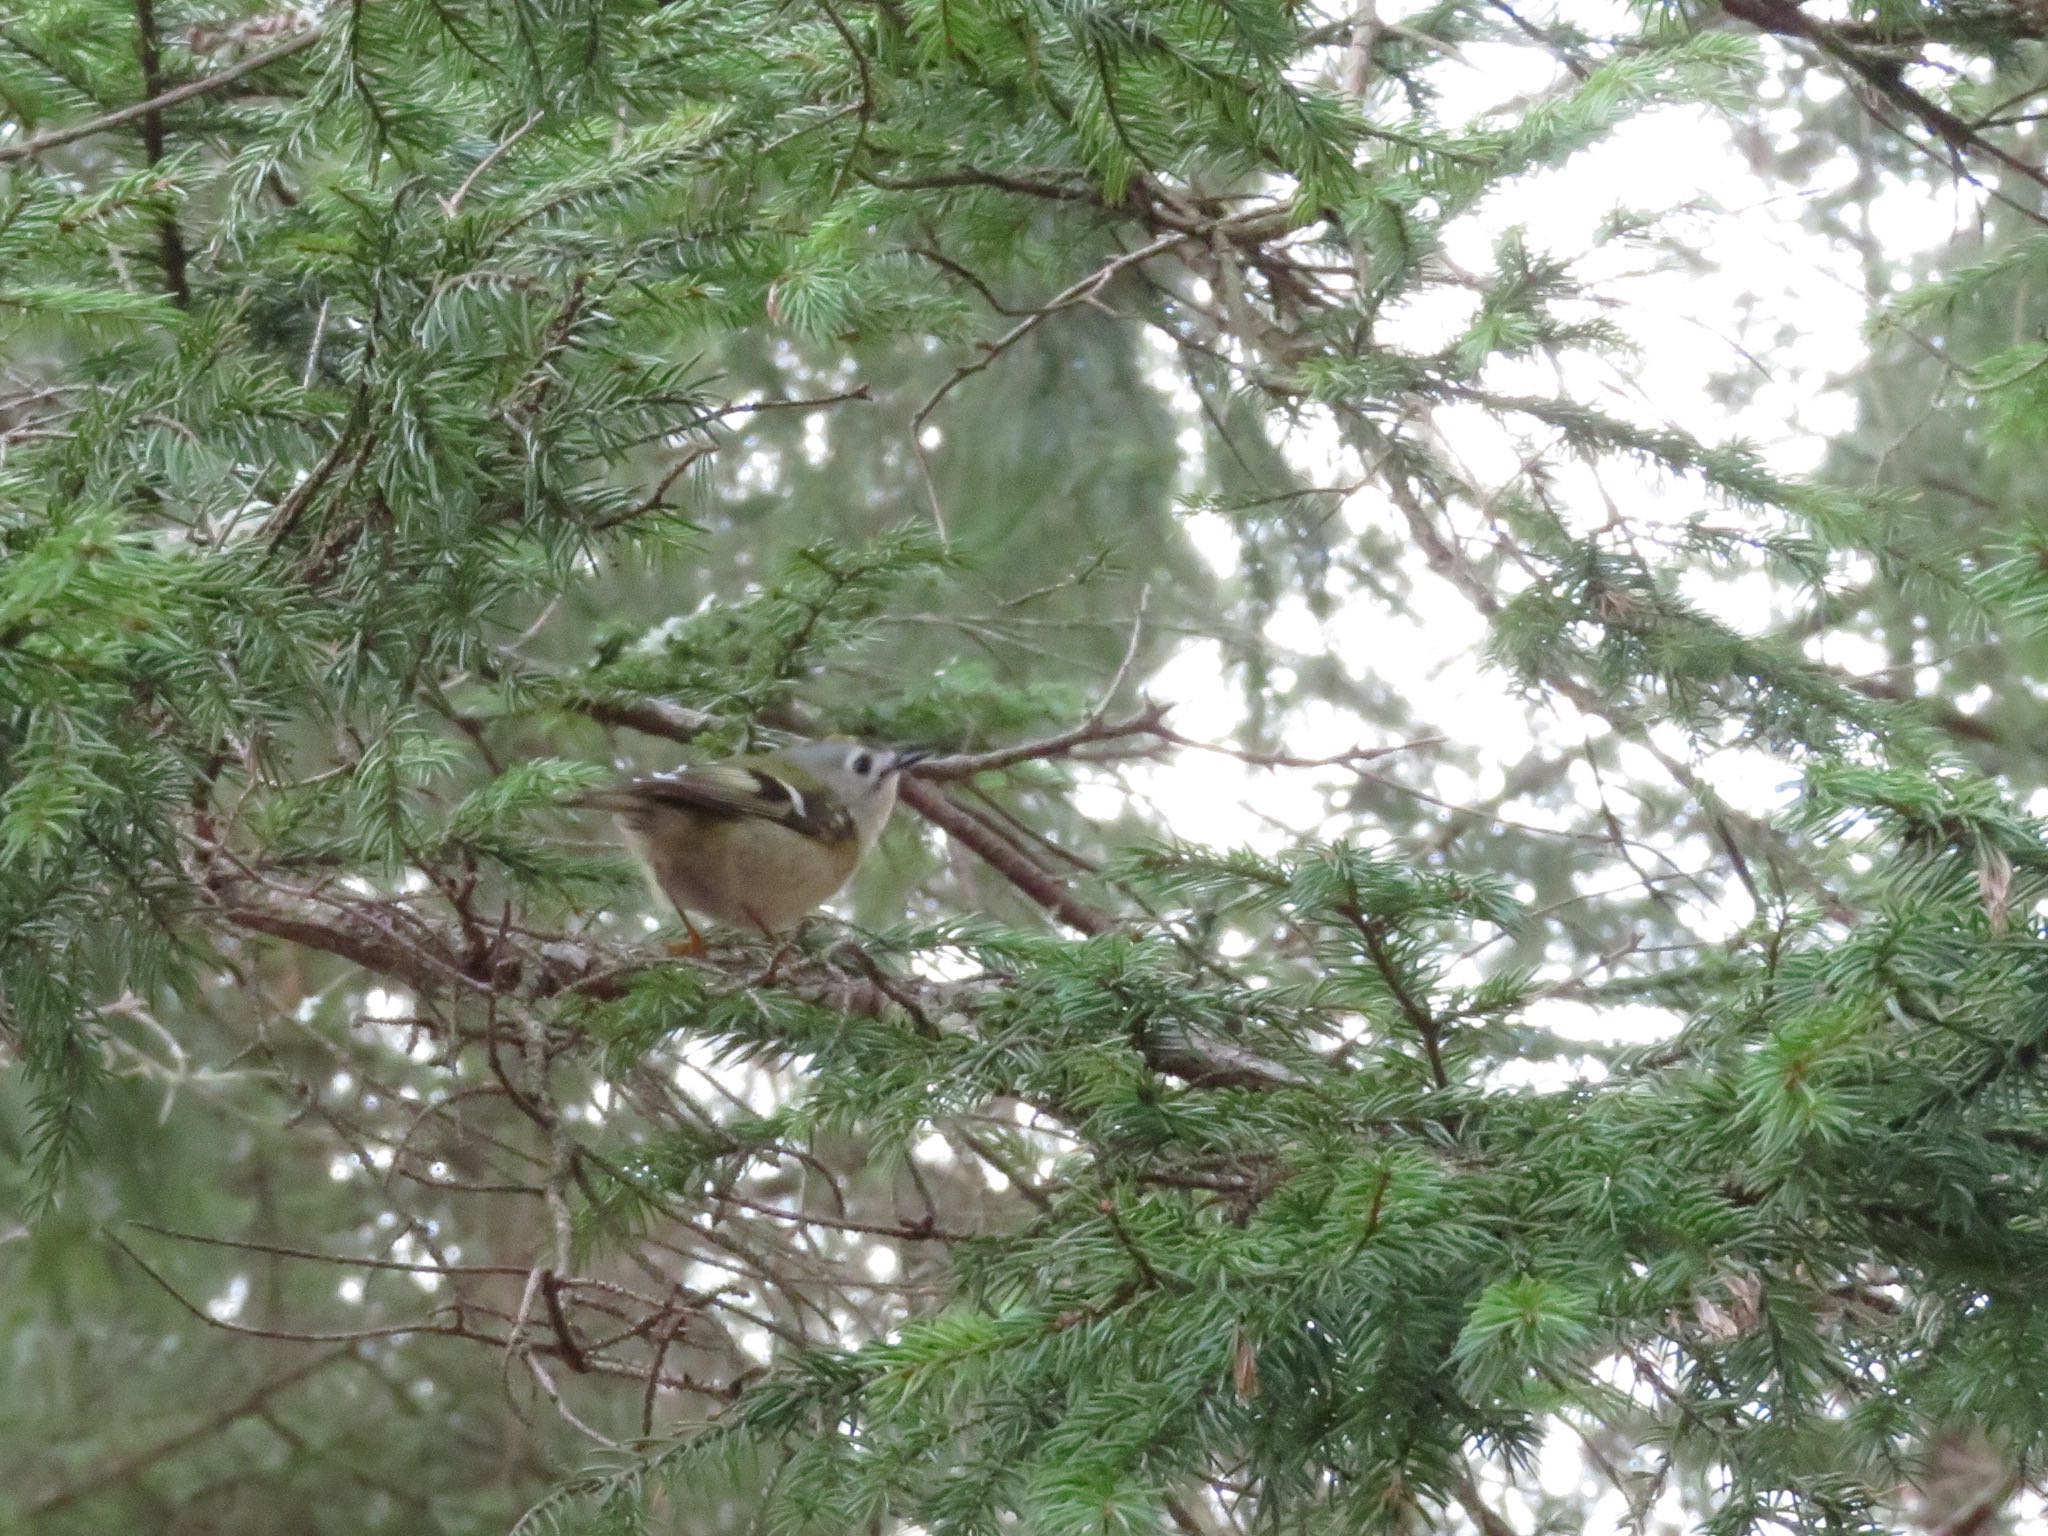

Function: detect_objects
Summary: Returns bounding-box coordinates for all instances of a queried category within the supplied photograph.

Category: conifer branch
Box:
[14,0,2048,1523]
[206,862,1306,1091]
[0,24,321,164]
[1346,906,1450,1090]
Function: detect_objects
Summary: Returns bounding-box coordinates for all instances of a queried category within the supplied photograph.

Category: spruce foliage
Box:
[9,0,2048,1532]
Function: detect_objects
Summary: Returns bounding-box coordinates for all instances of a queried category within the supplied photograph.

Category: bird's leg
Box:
[749,910,793,985]
[664,912,707,958]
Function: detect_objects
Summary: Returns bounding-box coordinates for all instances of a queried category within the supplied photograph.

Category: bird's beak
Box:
[889,748,934,776]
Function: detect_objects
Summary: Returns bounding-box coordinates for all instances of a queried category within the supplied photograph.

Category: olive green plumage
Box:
[582,742,927,936]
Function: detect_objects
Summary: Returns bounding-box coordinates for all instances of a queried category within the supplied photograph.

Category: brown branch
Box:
[129,1220,533,1278]
[115,1226,714,1397]
[216,886,503,997]
[132,0,190,305]
[908,242,1035,316]
[896,775,1115,936]
[1136,1028,1308,1091]
[592,444,713,531]
[1099,1197,1173,1292]
[210,850,1305,1094]
[541,1270,591,1373]
[593,895,1300,1099]
[1719,0,2048,197]
[815,0,875,196]
[0,25,321,165]
[912,702,1172,781]
[860,166,1102,202]
[440,110,544,218]
[264,399,367,551]
[206,860,632,1001]
[24,1347,354,1516]
[641,1290,694,1437]
[612,385,878,453]
[1485,0,1590,81]
[109,1230,465,1346]
[1347,908,1450,1091]
[1157,728,1443,773]
[569,691,720,744]
[1452,1468,1522,1536]
[713,1190,972,1242]
[910,230,1193,535]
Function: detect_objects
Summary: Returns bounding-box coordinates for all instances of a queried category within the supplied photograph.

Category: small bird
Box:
[581,740,930,945]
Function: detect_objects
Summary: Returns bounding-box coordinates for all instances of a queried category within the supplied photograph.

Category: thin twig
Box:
[24,1348,354,1516]
[441,110,544,217]
[1158,728,1442,773]
[896,775,1116,936]
[1721,0,2048,201]
[109,1230,459,1345]
[132,0,191,305]
[0,26,322,165]
[910,231,1192,537]
[815,0,874,197]
[912,702,1173,781]
[714,1190,971,1242]
[300,296,330,389]
[130,1220,532,1277]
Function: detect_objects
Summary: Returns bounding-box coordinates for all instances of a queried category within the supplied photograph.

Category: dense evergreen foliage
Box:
[9,0,2048,1532]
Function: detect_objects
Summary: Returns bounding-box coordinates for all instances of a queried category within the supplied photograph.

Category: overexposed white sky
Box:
[1116,14,1978,882]
[1127,25,2027,1525]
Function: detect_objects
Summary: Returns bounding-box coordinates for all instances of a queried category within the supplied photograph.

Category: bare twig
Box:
[132,0,191,305]
[912,703,1173,781]
[109,1230,462,1345]
[714,1191,972,1242]
[301,296,330,389]
[910,231,1192,537]
[129,1220,532,1278]
[0,25,322,165]
[1157,728,1442,773]
[815,0,875,197]
[1719,0,2048,201]
[24,1348,355,1516]
[897,775,1117,936]
[441,110,545,218]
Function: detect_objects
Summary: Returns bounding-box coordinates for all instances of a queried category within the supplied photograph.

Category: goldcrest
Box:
[582,741,928,939]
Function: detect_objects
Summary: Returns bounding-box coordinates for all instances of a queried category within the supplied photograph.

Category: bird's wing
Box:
[587,764,855,842]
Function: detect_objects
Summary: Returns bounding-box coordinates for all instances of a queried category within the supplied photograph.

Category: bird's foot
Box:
[750,916,795,986]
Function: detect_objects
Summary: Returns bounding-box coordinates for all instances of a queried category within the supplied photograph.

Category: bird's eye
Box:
[853,751,874,776]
